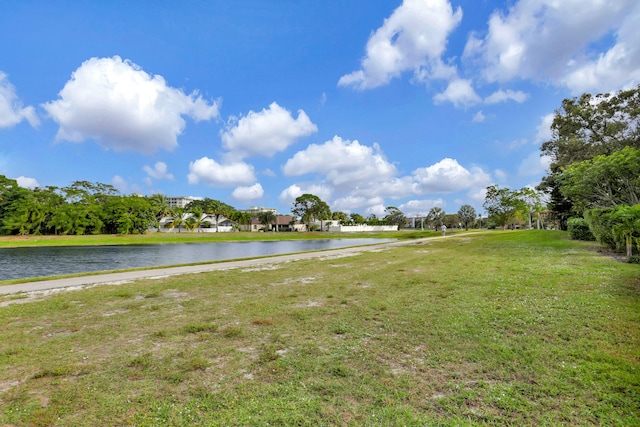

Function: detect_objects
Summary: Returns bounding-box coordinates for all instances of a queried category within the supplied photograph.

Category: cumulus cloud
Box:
[143,161,174,181]
[282,135,397,188]
[398,198,445,216]
[412,158,491,193]
[42,56,220,154]
[464,0,640,93]
[338,0,462,89]
[112,175,128,192]
[355,176,417,200]
[232,183,264,202]
[331,196,385,213]
[278,184,332,206]
[15,176,40,189]
[433,78,481,107]
[534,113,554,144]
[221,102,317,159]
[187,157,256,187]
[0,72,39,128]
[517,151,551,177]
[484,89,528,104]
[472,110,486,123]
[494,169,508,182]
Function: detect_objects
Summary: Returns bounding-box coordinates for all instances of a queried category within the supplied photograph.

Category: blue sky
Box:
[1,0,639,217]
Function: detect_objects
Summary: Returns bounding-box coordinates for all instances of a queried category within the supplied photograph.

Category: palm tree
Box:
[149,194,172,232]
[168,207,187,233]
[188,206,210,232]
[427,207,445,229]
[202,199,234,232]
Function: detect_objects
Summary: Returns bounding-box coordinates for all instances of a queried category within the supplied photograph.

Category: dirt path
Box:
[0,238,437,296]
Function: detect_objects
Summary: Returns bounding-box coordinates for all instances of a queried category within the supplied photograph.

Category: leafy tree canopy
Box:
[457,205,476,230]
[291,194,330,231]
[560,146,640,211]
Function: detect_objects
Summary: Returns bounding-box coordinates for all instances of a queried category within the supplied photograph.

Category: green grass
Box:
[0,230,638,426]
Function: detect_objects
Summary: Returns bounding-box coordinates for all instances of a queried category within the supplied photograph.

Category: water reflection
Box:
[0,238,393,280]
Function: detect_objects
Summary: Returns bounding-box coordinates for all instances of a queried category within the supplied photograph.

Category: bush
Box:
[584,208,618,250]
[627,255,640,264]
[585,205,640,256]
[567,217,595,241]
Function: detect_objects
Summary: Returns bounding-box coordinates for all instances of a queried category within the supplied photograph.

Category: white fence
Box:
[154,226,234,233]
[327,225,398,232]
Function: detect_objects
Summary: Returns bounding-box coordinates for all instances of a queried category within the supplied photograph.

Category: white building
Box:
[167,196,201,208]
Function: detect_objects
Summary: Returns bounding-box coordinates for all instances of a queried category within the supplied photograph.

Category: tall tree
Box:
[517,188,545,229]
[538,85,640,228]
[427,207,445,229]
[483,185,528,230]
[149,194,172,231]
[457,205,476,230]
[384,206,406,227]
[291,193,330,232]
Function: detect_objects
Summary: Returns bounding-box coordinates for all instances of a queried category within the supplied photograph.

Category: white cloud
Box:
[15,176,40,189]
[412,158,491,193]
[534,113,554,144]
[282,135,397,188]
[517,151,551,177]
[355,176,417,199]
[232,183,264,202]
[484,89,528,104]
[0,72,39,128]
[112,175,127,192]
[187,157,256,187]
[472,110,486,123]
[494,169,508,182]
[338,0,462,89]
[221,102,317,159]
[398,198,445,216]
[278,184,332,206]
[43,56,220,154]
[331,196,385,213]
[469,187,488,208]
[433,78,481,107]
[365,204,387,217]
[464,0,640,93]
[143,161,174,181]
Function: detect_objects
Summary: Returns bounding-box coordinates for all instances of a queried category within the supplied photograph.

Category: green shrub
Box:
[584,208,617,250]
[567,217,595,241]
[585,205,640,256]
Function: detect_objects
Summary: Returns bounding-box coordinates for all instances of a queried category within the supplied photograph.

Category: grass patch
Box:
[0,230,638,426]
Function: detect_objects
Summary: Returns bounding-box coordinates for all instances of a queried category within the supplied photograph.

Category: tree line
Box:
[486,84,640,261]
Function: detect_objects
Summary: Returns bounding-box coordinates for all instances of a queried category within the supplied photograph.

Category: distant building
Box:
[167,196,201,208]
[251,215,304,232]
[242,206,277,215]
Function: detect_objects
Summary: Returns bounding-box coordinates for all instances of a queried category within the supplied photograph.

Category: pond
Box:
[0,238,394,281]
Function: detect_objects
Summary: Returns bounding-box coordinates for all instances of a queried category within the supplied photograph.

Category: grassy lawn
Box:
[1,230,638,426]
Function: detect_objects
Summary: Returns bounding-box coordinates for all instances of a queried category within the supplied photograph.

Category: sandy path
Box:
[0,238,431,296]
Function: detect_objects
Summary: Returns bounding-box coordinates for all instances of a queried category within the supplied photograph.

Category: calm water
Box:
[0,238,394,281]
